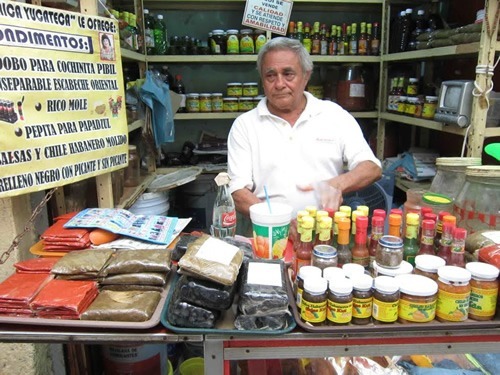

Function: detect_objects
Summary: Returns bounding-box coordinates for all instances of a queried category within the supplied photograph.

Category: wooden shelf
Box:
[146,55,381,64]
[395,176,431,193]
[174,111,379,120]
[381,43,480,62]
[128,119,144,132]
[120,48,146,62]
[379,112,468,136]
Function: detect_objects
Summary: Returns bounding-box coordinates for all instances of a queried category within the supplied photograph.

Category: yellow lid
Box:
[301,216,315,229]
[357,205,369,217]
[422,192,452,205]
[406,212,420,225]
[339,205,352,216]
[334,211,347,221]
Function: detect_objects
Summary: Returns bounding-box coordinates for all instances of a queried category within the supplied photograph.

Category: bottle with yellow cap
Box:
[403,213,420,266]
[314,210,329,245]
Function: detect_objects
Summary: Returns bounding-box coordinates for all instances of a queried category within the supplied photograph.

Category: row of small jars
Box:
[296,260,499,326]
[210,28,267,55]
[389,95,438,119]
[186,93,264,113]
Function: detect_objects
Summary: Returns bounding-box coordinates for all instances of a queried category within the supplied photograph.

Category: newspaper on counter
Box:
[64,208,189,245]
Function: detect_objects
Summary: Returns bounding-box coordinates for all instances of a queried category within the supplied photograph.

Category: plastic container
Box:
[414,254,445,281]
[453,166,500,233]
[129,191,169,216]
[300,276,328,325]
[403,187,425,217]
[436,266,471,322]
[376,235,404,269]
[312,245,338,270]
[372,260,413,278]
[372,276,400,323]
[322,266,346,282]
[327,277,353,325]
[429,157,482,200]
[249,202,293,260]
[421,192,453,215]
[342,263,365,279]
[179,357,204,375]
[102,344,168,375]
[351,273,373,325]
[395,274,438,323]
[295,265,322,308]
[336,63,367,111]
[465,262,499,321]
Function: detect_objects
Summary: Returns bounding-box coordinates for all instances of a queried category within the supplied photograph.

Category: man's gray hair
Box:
[257,37,313,76]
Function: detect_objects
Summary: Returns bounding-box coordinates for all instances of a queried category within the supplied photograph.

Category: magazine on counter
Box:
[63,208,189,245]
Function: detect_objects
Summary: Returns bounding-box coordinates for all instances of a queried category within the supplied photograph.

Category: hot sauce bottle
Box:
[369,215,385,265]
[436,220,455,264]
[336,217,352,267]
[449,227,467,267]
[418,219,436,256]
[352,215,370,268]
[388,213,402,238]
[294,216,314,279]
[403,213,420,266]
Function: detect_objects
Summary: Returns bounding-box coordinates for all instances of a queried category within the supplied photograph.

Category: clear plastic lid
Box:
[342,263,365,279]
[396,274,438,296]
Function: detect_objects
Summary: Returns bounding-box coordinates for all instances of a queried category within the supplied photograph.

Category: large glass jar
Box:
[453,166,500,234]
[429,157,482,201]
[336,63,368,111]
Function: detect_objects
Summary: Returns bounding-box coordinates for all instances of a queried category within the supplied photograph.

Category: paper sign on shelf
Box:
[0,2,128,198]
[242,0,293,36]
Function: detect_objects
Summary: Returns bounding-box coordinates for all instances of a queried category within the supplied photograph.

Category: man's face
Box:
[261,49,310,114]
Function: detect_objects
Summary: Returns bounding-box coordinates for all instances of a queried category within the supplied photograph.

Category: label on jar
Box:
[327,299,352,323]
[301,298,327,323]
[469,286,498,317]
[255,34,267,52]
[349,83,365,98]
[436,289,470,321]
[352,297,372,318]
[227,85,242,97]
[240,35,255,54]
[243,85,258,97]
[186,95,200,113]
[227,34,239,54]
[238,98,253,112]
[372,298,398,322]
[398,298,436,322]
[200,95,212,112]
[422,102,437,119]
[296,287,304,308]
[211,95,223,112]
[223,99,239,112]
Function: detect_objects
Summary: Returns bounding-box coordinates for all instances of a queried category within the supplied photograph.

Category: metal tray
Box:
[161,273,296,335]
[0,280,170,330]
[286,272,500,334]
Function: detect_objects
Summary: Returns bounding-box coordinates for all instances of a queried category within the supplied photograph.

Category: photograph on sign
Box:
[242,0,293,36]
[0,2,128,198]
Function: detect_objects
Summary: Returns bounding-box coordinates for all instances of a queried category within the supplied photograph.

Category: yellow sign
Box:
[0,1,128,198]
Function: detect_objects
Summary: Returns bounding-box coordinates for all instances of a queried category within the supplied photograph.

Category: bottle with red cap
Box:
[352,215,369,268]
[368,215,385,265]
[419,211,437,245]
[418,219,436,255]
[436,220,455,263]
[434,211,451,251]
[449,227,467,267]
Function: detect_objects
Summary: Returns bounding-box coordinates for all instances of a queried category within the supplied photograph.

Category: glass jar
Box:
[186,93,200,113]
[436,265,471,322]
[239,29,255,54]
[124,145,140,187]
[404,187,425,219]
[226,29,240,54]
[238,97,253,112]
[453,166,500,233]
[406,78,419,96]
[327,277,353,325]
[414,254,445,281]
[422,96,438,119]
[300,276,328,326]
[223,97,239,112]
[422,192,453,215]
[465,262,499,321]
[227,82,242,97]
[210,29,226,54]
[322,266,346,282]
[312,245,338,271]
[397,96,407,113]
[429,157,482,201]
[395,274,438,323]
[342,263,365,279]
[254,29,267,53]
[405,97,417,116]
[336,63,367,111]
[242,82,259,97]
[376,235,404,268]
[351,274,373,325]
[199,93,212,113]
[295,265,322,309]
[211,93,223,112]
[372,276,400,323]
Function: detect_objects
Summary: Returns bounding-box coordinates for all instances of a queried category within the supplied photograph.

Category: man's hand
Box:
[297,181,343,211]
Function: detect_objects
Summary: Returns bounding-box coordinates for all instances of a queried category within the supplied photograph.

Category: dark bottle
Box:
[161,65,174,88]
[370,22,380,55]
[287,21,296,39]
[390,10,405,53]
[296,21,304,44]
[329,25,337,55]
[399,8,414,52]
[338,24,347,55]
[173,74,186,113]
[303,22,312,54]
[366,23,373,55]
[311,21,321,55]
[143,9,156,55]
[403,213,419,266]
[349,23,358,55]
[320,24,328,55]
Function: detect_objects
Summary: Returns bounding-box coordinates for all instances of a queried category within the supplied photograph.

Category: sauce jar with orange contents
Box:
[395,274,438,323]
[436,266,471,322]
[465,262,499,321]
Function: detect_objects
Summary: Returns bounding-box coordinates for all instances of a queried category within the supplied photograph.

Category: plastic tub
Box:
[179,357,204,375]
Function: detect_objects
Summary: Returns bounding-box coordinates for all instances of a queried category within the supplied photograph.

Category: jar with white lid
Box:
[186,93,200,113]
[227,82,243,97]
[323,266,346,282]
[342,263,365,279]
[372,276,400,323]
[436,265,471,322]
[414,254,445,281]
[300,276,328,325]
[372,260,413,278]
[429,157,482,201]
[295,265,322,308]
[226,29,240,54]
[395,274,438,323]
[327,277,353,325]
[243,82,259,97]
[465,262,499,321]
[453,166,500,234]
[351,273,373,325]
[211,93,223,112]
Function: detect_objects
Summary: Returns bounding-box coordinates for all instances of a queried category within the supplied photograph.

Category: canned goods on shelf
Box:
[186,93,200,113]
[211,93,223,112]
[227,82,243,97]
[238,97,253,112]
[243,82,259,97]
[199,93,212,112]
[223,97,238,112]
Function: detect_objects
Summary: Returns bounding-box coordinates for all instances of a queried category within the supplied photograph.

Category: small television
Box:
[433,80,474,127]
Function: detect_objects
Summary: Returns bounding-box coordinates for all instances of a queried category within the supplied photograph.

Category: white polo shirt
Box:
[227,91,381,215]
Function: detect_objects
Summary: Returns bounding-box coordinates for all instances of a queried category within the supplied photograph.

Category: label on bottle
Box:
[436,289,470,321]
[221,210,236,227]
[352,297,372,318]
[469,286,497,317]
[372,298,398,322]
[327,299,352,323]
[398,298,436,322]
[227,35,239,54]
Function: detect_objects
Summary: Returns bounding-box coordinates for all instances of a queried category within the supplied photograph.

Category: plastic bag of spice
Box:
[177,234,244,286]
[238,259,290,316]
[465,230,499,253]
[101,249,172,276]
[176,275,236,311]
[234,313,289,331]
[172,233,201,262]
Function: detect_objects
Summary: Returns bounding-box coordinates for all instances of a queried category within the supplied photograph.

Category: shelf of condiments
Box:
[387,76,438,119]
[109,8,143,53]
[291,202,499,327]
[286,21,381,56]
